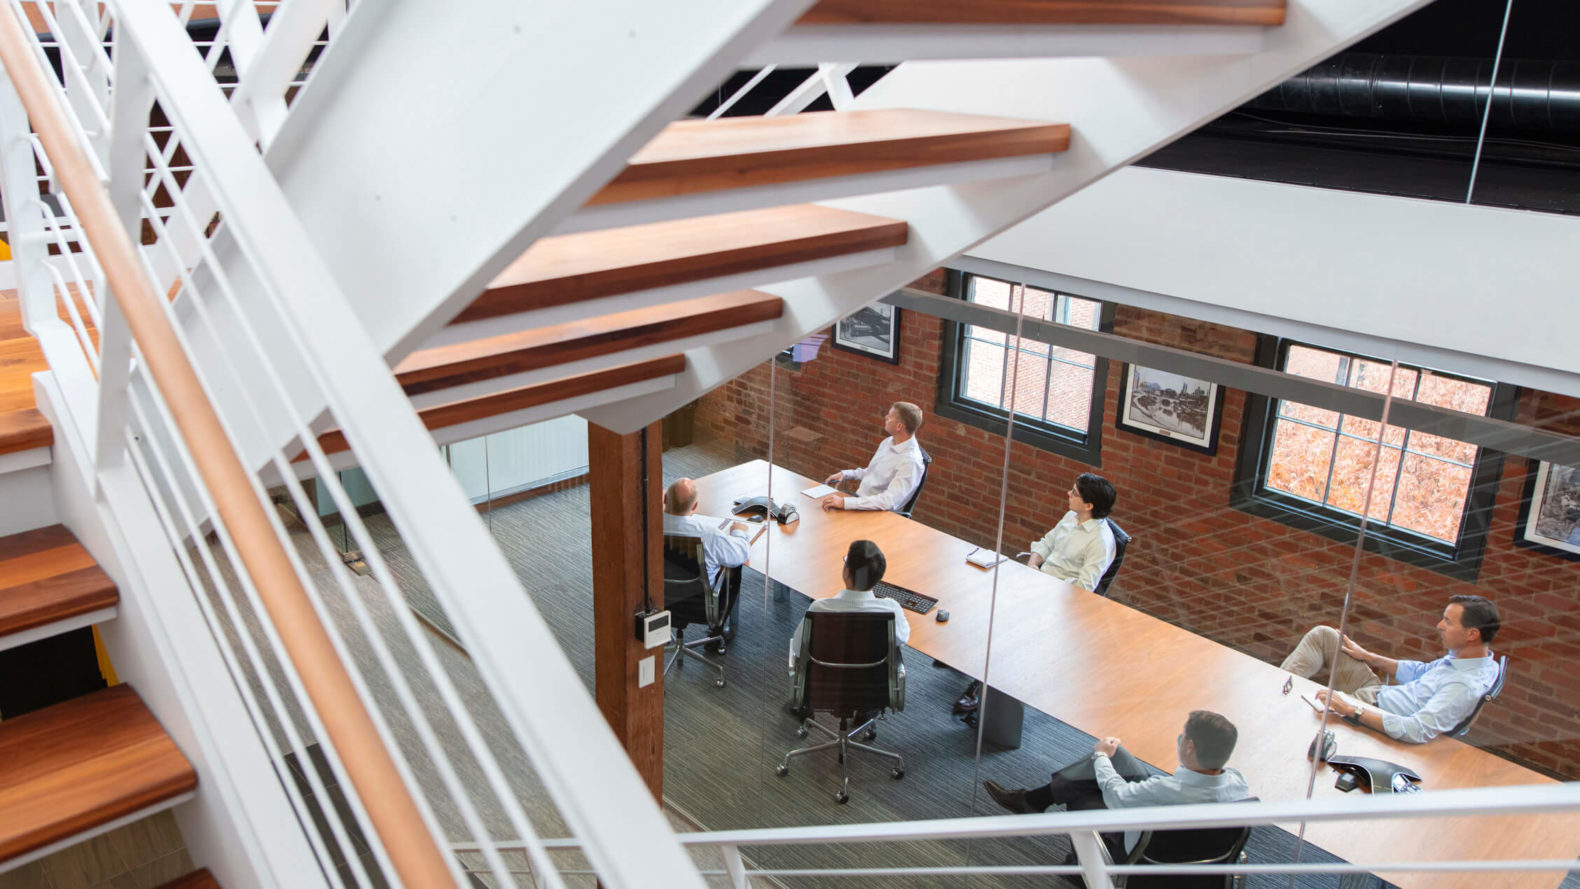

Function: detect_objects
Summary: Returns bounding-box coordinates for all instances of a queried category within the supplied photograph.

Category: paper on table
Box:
[1303,690,1354,714]
[801,484,837,498]
[966,548,1008,568]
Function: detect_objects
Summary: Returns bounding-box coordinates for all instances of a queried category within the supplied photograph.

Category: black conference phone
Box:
[1326,754,1423,794]
[732,495,800,525]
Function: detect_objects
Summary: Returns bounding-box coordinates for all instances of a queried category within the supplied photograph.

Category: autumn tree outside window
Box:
[1236,340,1512,580]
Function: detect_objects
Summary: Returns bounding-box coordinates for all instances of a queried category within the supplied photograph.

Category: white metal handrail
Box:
[461,781,1580,888]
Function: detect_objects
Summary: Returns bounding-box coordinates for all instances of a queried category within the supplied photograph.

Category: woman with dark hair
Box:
[787,540,909,667]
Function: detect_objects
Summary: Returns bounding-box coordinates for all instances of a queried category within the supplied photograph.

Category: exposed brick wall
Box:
[693,269,1580,779]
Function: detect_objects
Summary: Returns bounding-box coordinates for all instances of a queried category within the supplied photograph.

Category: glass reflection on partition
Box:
[960,269,1379,877]
[658,356,778,827]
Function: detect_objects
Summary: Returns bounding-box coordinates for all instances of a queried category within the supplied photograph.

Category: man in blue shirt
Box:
[984,710,1249,856]
[1281,595,1501,743]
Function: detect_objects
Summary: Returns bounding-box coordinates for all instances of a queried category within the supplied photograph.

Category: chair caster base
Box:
[834,791,849,804]
[774,764,788,777]
[714,678,726,688]
[891,768,904,780]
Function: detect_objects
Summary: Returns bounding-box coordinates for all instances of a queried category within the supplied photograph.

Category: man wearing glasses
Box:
[1281,595,1501,743]
[1026,472,1117,594]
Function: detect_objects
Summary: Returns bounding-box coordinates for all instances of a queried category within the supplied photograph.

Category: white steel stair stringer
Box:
[257,0,818,365]
[580,0,1437,434]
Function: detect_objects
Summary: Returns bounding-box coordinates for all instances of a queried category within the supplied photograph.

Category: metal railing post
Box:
[720,843,750,889]
[1071,830,1117,889]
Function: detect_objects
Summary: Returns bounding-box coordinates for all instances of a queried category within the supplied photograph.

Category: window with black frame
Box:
[1236,340,1511,578]
[936,271,1108,463]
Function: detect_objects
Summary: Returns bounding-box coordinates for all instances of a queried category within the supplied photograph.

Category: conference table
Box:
[694,460,1580,889]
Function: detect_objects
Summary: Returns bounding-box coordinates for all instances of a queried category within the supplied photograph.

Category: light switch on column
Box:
[638,655,655,688]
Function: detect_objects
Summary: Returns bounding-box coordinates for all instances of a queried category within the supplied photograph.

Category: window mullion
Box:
[1319,415,1344,509]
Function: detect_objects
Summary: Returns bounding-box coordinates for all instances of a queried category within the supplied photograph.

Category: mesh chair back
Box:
[1094,520,1131,597]
[1449,654,1509,738]
[797,611,896,721]
[662,535,714,631]
[1126,797,1257,889]
[897,448,933,518]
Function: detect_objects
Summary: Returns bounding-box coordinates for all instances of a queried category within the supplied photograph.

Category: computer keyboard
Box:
[872,580,938,615]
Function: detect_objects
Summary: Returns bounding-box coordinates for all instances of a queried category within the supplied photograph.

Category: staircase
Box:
[0,526,211,886]
[211,0,1437,445]
[0,0,1440,885]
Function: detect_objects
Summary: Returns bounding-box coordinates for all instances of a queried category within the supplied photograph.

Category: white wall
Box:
[966,166,1580,396]
[446,414,590,504]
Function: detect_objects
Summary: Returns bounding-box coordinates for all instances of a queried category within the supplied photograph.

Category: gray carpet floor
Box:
[276,439,1575,888]
[361,440,1387,888]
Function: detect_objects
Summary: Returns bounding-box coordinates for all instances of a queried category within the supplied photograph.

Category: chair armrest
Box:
[1014,552,1033,562]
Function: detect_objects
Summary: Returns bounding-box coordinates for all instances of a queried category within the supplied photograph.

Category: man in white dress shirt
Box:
[662,478,750,589]
[819,402,926,512]
[1027,472,1118,594]
[788,539,909,670]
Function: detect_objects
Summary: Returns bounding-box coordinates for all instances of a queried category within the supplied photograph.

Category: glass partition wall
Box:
[303,265,1578,887]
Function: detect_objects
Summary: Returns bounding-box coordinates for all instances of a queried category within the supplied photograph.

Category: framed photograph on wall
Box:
[1515,460,1580,561]
[1116,364,1224,455]
[832,303,901,364]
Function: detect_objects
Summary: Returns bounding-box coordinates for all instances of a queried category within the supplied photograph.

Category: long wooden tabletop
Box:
[694,461,1580,889]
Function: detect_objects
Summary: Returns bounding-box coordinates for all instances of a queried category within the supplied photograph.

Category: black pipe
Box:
[1249,53,1580,132]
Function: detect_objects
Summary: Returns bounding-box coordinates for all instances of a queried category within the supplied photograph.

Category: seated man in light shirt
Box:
[662,478,750,589]
[788,539,909,672]
[1027,472,1118,593]
[1282,595,1501,744]
[819,402,925,512]
[984,710,1250,858]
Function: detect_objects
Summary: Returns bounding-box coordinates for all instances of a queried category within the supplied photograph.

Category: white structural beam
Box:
[259,0,819,364]
[583,0,1437,433]
[748,23,1266,65]
[422,243,899,350]
[963,166,1580,398]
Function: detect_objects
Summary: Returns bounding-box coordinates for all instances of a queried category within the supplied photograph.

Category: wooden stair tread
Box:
[312,356,686,458]
[0,407,52,455]
[799,0,1286,26]
[398,291,781,396]
[0,525,118,638]
[589,109,1069,206]
[153,869,221,889]
[0,290,69,455]
[457,205,907,324]
[0,685,197,863]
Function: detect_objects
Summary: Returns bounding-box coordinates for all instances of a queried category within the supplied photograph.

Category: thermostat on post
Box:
[636,610,671,650]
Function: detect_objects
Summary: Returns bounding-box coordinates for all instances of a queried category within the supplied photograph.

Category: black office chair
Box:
[776,610,906,803]
[1107,797,1259,889]
[662,535,739,689]
[1094,520,1131,597]
[897,448,933,518]
[1449,654,1509,738]
[1012,518,1130,597]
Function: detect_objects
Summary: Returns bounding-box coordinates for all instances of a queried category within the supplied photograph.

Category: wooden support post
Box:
[588,420,664,798]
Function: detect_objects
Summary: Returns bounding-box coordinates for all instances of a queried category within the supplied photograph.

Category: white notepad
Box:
[966,548,1008,569]
[801,484,838,499]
